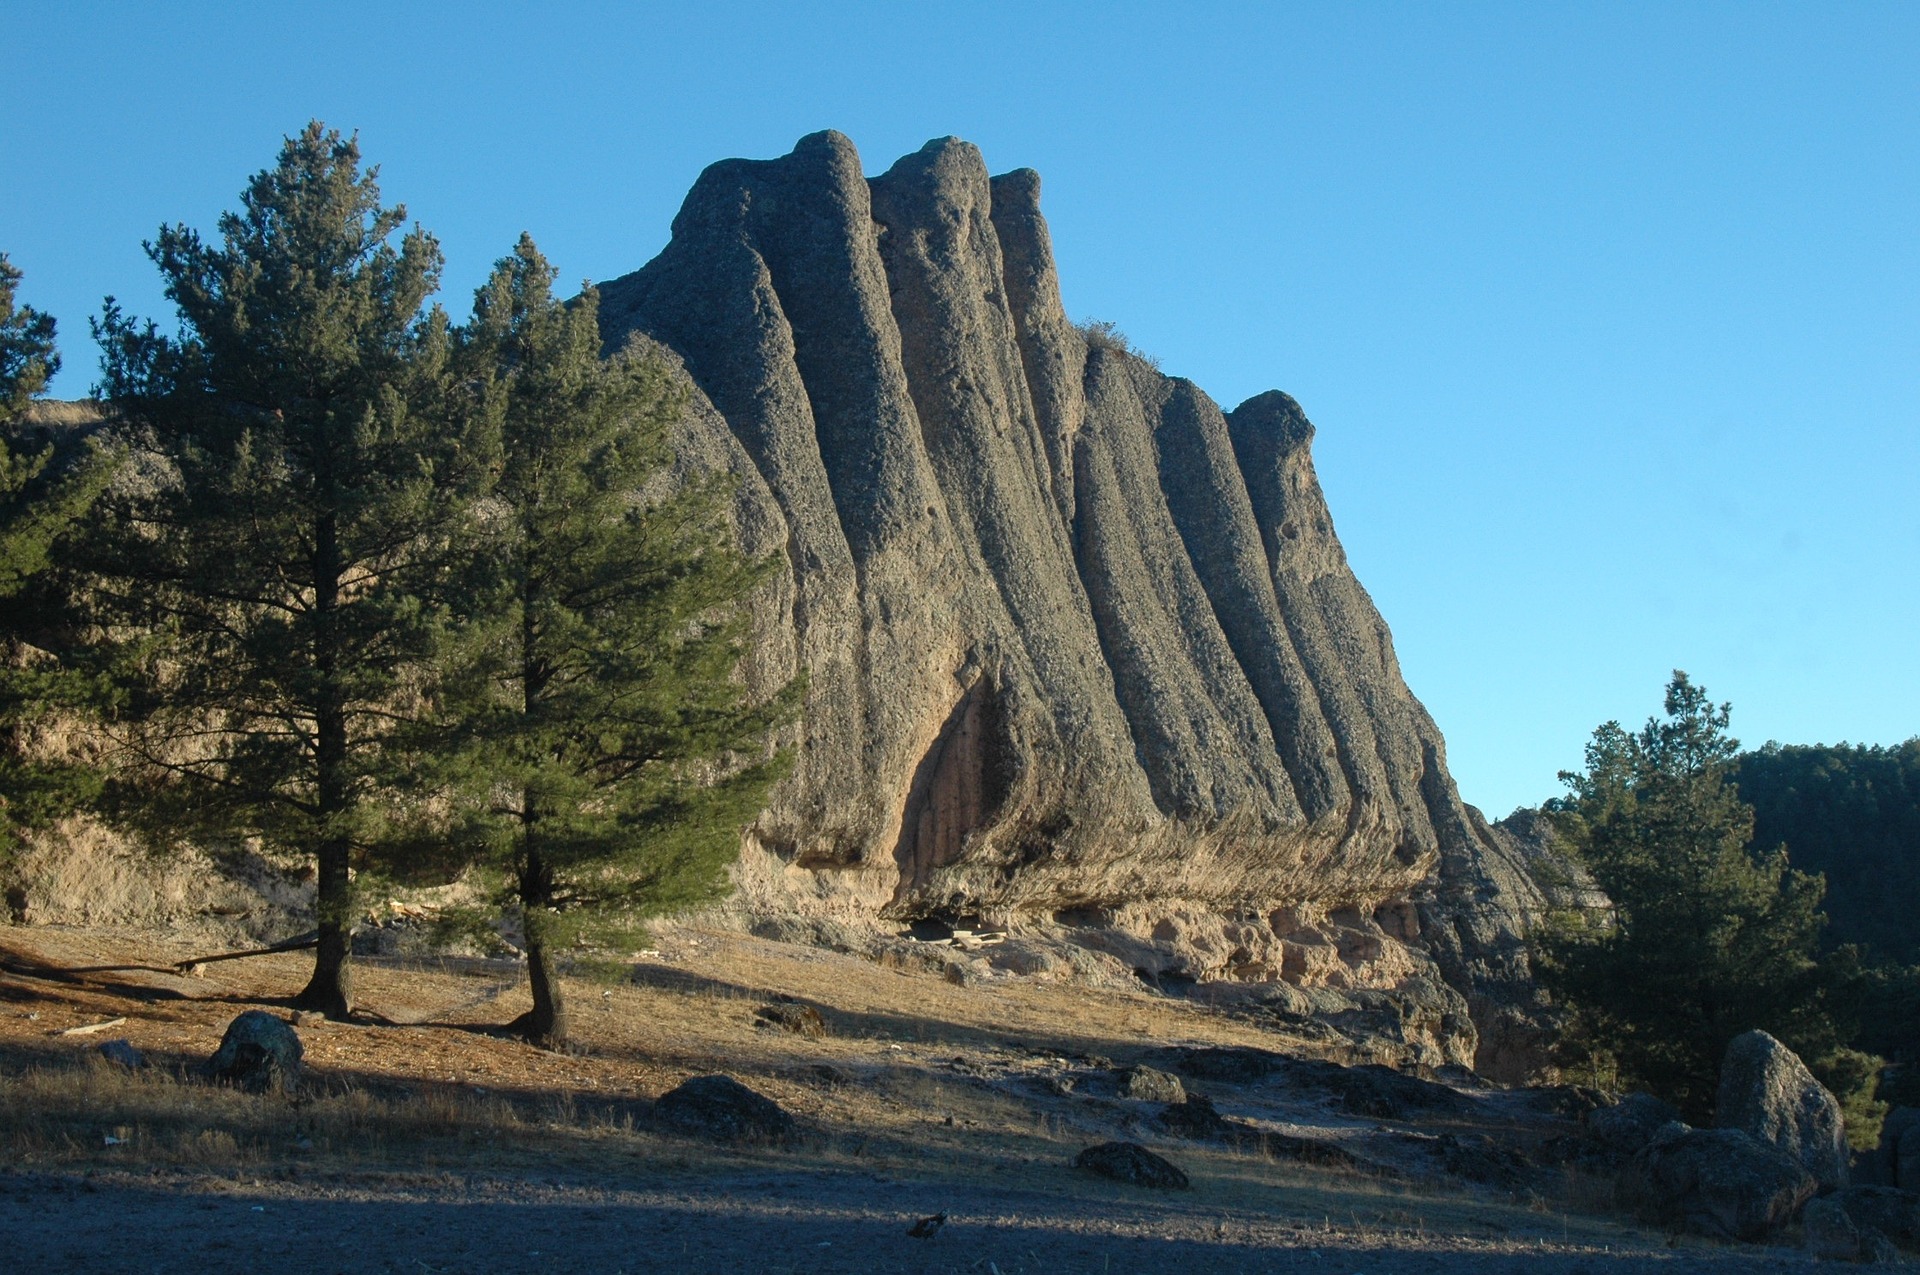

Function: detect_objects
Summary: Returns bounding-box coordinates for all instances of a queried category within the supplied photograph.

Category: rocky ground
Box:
[0,923,1837,1272]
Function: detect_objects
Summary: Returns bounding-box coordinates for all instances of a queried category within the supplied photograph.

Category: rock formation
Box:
[594,131,1574,1078]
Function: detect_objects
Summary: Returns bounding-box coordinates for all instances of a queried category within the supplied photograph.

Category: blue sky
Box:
[5,2,1915,816]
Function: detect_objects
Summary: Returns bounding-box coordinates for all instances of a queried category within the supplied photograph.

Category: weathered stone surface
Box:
[1587,1092,1685,1156]
[1157,1094,1231,1140]
[207,1010,302,1094]
[1073,1141,1190,1189]
[1804,1195,1869,1262]
[1881,1107,1920,1191]
[596,131,1579,1077]
[1617,1124,1816,1242]
[1716,1030,1849,1190]
[654,1074,796,1143]
[1830,1185,1920,1251]
[1117,1065,1185,1104]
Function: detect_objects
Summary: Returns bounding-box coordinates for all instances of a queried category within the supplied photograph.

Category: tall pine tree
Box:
[93,124,489,1016]
[0,254,113,885]
[1536,672,1845,1117]
[443,237,792,1048]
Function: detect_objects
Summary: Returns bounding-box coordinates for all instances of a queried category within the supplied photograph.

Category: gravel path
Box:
[0,1169,1818,1275]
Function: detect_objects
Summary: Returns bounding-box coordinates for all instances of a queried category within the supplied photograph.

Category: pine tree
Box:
[442,236,793,1048]
[92,124,489,1016]
[0,254,113,883]
[1536,672,1846,1117]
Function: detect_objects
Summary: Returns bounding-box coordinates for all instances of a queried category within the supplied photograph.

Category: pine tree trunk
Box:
[295,513,354,1017]
[514,842,568,1049]
[523,925,569,1049]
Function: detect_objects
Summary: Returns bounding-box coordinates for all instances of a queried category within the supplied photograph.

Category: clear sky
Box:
[5,2,1915,817]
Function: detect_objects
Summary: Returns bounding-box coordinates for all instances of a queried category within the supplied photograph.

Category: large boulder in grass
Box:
[1073,1141,1189,1189]
[1714,1030,1848,1190]
[654,1074,796,1143]
[207,1010,303,1094]
[1616,1123,1816,1242]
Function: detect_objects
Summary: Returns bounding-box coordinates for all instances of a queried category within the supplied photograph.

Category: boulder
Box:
[1276,1058,1465,1119]
[1880,1107,1920,1191]
[1117,1065,1185,1104]
[1587,1092,1684,1156]
[1715,1030,1848,1190]
[1157,1095,1231,1140]
[206,1010,302,1094]
[1616,1124,1817,1241]
[753,1002,827,1038]
[1803,1195,1867,1262]
[1830,1185,1920,1251]
[654,1074,796,1143]
[96,1039,145,1069]
[1073,1142,1189,1189]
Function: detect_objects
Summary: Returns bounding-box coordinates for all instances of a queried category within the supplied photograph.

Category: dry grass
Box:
[0,922,1728,1267]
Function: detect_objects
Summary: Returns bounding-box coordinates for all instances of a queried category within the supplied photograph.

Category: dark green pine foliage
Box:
[1736,740,1920,964]
[1734,740,1920,1109]
[446,237,793,1049]
[0,254,113,887]
[1535,672,1846,1119]
[92,124,488,1016]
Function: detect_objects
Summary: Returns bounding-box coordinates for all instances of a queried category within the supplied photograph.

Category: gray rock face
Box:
[207,1010,301,1094]
[597,131,1574,1077]
[1617,1124,1817,1242]
[1716,1029,1849,1190]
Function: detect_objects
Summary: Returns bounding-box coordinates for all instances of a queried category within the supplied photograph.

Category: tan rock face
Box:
[597,132,1571,1077]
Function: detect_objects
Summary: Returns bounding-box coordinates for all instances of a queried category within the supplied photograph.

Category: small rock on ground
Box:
[754,1002,827,1038]
[654,1074,796,1143]
[1073,1141,1190,1190]
[207,1010,302,1094]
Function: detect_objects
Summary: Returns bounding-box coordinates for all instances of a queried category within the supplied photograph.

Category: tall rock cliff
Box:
[597,132,1565,1078]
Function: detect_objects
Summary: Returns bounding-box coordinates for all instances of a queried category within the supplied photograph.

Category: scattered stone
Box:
[1804,1195,1866,1262]
[1715,1029,1848,1190]
[206,1010,303,1094]
[1880,1108,1920,1192]
[1830,1185,1920,1251]
[1587,1092,1684,1155]
[654,1074,796,1143]
[1073,1142,1189,1189]
[754,1001,827,1038]
[1157,1094,1231,1140]
[95,1039,145,1069]
[1117,1065,1184,1104]
[1616,1124,1816,1242]
[1278,1059,1464,1119]
[289,1009,324,1027]
[1434,1132,1530,1188]
[1169,1046,1284,1083]
[905,1213,945,1238]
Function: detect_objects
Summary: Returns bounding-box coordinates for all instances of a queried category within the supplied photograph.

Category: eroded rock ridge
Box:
[597,132,1559,1076]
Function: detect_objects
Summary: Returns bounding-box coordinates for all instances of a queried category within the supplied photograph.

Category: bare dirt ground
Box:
[0,923,1825,1273]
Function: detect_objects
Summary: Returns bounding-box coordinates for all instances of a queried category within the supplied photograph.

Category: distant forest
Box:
[1737,740,1920,964]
